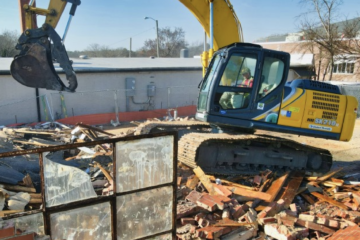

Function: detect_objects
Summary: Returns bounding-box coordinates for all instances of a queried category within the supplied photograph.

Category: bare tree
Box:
[0,30,19,57]
[141,27,188,57]
[336,18,360,55]
[297,0,345,80]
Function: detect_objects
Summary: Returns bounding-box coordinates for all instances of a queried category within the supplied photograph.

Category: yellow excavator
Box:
[11,0,358,176]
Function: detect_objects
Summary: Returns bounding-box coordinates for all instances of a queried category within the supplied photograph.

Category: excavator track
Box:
[136,121,332,176]
[178,132,332,176]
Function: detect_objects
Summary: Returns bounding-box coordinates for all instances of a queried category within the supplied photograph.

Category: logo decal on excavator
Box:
[257,103,265,110]
[309,124,332,131]
[315,118,338,126]
[307,118,315,122]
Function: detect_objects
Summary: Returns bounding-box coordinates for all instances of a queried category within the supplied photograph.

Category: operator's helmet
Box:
[241,67,251,75]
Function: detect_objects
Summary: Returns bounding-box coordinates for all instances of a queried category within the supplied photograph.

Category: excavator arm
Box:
[11,0,80,92]
[11,0,242,91]
[178,0,243,75]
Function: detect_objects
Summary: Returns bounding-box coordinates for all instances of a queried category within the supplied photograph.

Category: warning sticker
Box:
[289,107,300,112]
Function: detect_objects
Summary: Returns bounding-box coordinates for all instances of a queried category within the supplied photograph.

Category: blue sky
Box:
[1,0,359,51]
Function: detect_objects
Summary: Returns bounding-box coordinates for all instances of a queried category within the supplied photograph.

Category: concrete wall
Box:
[0,70,202,126]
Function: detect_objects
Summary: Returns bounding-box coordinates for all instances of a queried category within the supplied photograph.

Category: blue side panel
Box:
[286,79,341,94]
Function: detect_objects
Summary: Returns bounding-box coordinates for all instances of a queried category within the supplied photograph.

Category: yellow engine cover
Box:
[278,89,357,140]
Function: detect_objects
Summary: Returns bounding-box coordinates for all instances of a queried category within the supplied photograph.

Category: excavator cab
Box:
[11,0,80,92]
[196,43,290,130]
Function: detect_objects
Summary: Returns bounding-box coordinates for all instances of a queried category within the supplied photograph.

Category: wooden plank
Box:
[276,171,304,208]
[193,166,217,195]
[227,186,272,201]
[0,184,36,193]
[311,192,349,210]
[300,193,316,204]
[0,210,23,217]
[315,168,344,184]
[12,139,53,147]
[186,175,199,190]
[77,123,115,136]
[264,172,290,203]
[207,175,256,191]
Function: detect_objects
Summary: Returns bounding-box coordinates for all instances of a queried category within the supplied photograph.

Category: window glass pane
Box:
[116,136,174,193]
[219,54,256,88]
[49,202,112,240]
[257,56,285,100]
[340,63,346,73]
[117,186,173,240]
[202,54,221,92]
[43,152,97,207]
[215,53,257,110]
[0,213,44,236]
[333,64,337,73]
[346,63,354,73]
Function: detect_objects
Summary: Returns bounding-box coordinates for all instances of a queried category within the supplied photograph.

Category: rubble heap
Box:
[176,164,360,240]
[0,119,360,239]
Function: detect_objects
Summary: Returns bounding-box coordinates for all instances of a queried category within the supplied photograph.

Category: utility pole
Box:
[155,20,159,58]
[129,37,132,58]
[145,16,160,58]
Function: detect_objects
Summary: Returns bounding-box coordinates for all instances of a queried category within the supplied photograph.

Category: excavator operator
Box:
[219,65,254,110]
[238,67,253,87]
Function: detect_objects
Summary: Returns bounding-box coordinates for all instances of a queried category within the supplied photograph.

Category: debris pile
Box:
[1,119,360,239]
[176,164,360,240]
[0,122,118,217]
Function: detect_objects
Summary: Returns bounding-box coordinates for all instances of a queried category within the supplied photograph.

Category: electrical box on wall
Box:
[125,78,136,97]
[147,83,156,97]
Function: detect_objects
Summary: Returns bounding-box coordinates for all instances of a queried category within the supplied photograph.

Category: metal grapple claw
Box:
[10,24,77,92]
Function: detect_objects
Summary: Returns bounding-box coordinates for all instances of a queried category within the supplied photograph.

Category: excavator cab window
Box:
[198,54,222,112]
[216,53,257,110]
[256,56,285,101]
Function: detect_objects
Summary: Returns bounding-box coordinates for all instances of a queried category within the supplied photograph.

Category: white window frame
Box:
[333,55,358,74]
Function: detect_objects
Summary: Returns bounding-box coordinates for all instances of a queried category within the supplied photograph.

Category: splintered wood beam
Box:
[1,184,36,193]
[315,168,344,184]
[93,162,113,183]
[226,186,272,201]
[12,140,53,147]
[300,193,316,205]
[311,192,349,210]
[207,175,256,191]
[264,172,290,203]
[193,166,217,195]
[76,122,115,136]
[276,171,304,208]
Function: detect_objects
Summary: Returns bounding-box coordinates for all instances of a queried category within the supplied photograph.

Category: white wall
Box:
[0,70,202,125]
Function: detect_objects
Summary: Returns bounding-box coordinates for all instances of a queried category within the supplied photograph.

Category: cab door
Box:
[209,48,290,125]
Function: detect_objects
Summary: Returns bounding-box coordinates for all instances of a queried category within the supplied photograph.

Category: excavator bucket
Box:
[10,24,77,92]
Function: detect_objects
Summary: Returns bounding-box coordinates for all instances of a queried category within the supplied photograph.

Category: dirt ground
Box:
[256,119,360,163]
[105,119,360,162]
